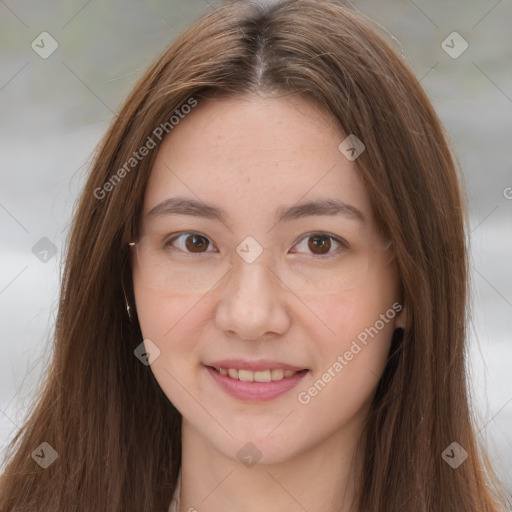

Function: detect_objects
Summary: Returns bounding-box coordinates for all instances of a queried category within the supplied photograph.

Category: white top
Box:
[167,468,181,512]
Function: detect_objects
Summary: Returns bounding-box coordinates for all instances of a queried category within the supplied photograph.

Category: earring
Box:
[121,279,134,322]
[125,298,133,322]
[122,243,136,322]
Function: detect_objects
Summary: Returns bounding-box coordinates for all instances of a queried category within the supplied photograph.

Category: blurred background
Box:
[1,0,511,497]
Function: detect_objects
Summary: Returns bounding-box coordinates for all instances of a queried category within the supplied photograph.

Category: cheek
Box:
[132,285,209,412]
[303,284,396,354]
[295,285,398,417]
[132,272,202,340]
[131,280,205,376]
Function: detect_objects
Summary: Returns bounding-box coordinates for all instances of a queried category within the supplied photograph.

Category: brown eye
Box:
[165,233,215,254]
[185,234,209,252]
[292,233,345,258]
[308,235,332,255]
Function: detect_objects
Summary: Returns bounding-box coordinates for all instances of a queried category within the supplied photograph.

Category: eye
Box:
[164,232,216,254]
[291,233,346,257]
[163,232,346,257]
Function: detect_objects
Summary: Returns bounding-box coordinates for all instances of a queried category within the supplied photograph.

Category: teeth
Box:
[271,369,284,381]
[214,367,300,382]
[254,370,271,382]
[238,369,254,382]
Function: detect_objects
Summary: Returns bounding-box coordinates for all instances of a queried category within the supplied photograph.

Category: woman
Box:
[0,0,507,510]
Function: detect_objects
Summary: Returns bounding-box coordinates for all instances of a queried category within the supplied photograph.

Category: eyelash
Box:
[163,231,347,258]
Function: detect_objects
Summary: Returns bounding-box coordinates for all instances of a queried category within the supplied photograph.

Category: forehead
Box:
[143,93,372,221]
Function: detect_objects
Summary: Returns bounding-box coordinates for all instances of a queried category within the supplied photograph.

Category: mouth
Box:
[204,364,309,401]
[207,366,308,382]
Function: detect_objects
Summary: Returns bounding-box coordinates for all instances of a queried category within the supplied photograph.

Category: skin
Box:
[131,92,405,512]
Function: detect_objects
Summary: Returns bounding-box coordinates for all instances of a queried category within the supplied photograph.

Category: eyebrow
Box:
[148,196,365,223]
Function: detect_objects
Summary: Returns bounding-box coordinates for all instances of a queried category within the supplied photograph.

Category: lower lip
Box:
[205,366,309,402]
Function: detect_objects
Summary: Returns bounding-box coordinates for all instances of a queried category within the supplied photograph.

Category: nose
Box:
[214,256,292,341]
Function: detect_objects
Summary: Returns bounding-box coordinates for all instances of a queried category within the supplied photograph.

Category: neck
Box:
[178,418,365,512]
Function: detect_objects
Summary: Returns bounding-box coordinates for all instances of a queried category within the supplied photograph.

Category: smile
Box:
[205,365,309,401]
[211,367,303,382]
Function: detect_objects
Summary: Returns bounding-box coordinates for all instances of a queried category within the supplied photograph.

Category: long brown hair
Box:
[0,1,507,510]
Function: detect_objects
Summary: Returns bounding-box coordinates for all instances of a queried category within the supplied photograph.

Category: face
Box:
[131,93,402,464]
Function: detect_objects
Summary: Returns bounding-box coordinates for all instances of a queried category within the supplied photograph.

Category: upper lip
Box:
[204,359,308,372]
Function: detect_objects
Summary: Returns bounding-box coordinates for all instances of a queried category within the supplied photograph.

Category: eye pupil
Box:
[185,234,208,252]
[308,235,331,254]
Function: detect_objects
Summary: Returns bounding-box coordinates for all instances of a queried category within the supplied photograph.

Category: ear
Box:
[395,305,407,329]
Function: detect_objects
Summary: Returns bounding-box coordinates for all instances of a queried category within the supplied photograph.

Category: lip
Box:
[205,365,309,401]
[205,359,307,372]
